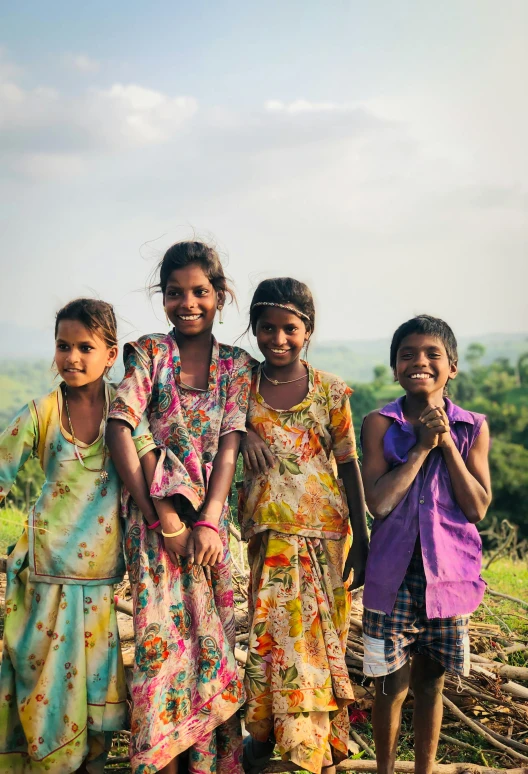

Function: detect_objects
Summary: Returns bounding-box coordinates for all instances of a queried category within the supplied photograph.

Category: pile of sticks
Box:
[2,546,528,774]
[225,525,528,774]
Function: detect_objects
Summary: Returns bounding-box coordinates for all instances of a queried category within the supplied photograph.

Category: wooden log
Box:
[471,653,528,681]
[349,730,375,759]
[441,695,528,762]
[487,588,528,610]
[470,719,528,754]
[235,647,248,665]
[114,597,133,616]
[263,760,528,773]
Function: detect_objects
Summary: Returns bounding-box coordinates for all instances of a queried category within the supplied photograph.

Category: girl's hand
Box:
[163,527,192,565]
[187,525,224,566]
[241,429,276,474]
[344,538,369,590]
[417,405,449,450]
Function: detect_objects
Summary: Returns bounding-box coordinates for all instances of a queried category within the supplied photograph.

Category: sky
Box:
[1,0,527,351]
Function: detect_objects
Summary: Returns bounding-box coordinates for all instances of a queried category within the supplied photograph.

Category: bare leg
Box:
[159,756,179,773]
[411,654,445,774]
[372,662,410,774]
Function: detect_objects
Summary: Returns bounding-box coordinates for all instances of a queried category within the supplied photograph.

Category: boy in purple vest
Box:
[361,315,491,774]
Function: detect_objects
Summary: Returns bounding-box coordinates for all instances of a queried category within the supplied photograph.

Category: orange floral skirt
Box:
[244,530,355,774]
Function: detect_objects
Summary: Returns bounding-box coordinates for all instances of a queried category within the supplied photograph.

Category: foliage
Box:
[0,507,26,556]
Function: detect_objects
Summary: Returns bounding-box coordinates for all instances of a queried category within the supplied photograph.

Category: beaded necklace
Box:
[63,384,109,485]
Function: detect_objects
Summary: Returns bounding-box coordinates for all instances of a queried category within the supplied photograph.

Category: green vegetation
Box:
[0,360,54,428]
[0,507,25,556]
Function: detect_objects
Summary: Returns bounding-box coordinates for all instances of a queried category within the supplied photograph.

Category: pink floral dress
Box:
[109,332,254,774]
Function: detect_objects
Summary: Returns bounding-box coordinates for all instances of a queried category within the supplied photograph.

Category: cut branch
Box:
[441,695,528,762]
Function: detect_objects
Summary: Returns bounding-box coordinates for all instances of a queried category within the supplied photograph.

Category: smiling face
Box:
[395,333,457,395]
[55,320,118,388]
[163,263,222,337]
[255,307,310,368]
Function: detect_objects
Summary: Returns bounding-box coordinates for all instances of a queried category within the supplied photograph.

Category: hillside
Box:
[1,331,527,427]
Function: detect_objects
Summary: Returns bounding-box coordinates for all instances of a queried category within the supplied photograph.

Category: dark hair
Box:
[151,241,235,302]
[55,298,118,349]
[390,314,458,369]
[248,277,315,335]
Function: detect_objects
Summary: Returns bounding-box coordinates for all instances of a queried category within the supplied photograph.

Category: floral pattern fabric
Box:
[0,384,134,772]
[245,531,354,774]
[109,332,254,773]
[238,363,357,540]
[239,364,357,773]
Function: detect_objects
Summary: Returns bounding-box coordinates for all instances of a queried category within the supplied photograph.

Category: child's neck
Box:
[403,388,446,421]
[263,356,306,383]
[174,328,214,390]
[64,377,106,405]
[173,327,213,355]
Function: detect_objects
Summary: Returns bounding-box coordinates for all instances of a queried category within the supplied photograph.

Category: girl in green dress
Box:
[0,298,152,773]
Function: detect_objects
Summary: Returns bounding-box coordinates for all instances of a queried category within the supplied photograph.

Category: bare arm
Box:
[439,416,491,524]
[186,431,242,565]
[338,458,369,588]
[106,419,158,524]
[361,411,433,520]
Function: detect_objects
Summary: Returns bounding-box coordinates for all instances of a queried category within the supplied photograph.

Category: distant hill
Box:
[1,325,527,427]
[310,333,528,382]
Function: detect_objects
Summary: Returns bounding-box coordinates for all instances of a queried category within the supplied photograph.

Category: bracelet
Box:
[194,520,219,534]
[146,520,161,531]
[161,523,187,538]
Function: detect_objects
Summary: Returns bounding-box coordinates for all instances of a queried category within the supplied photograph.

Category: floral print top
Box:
[108,333,254,509]
[0,384,147,585]
[239,363,357,540]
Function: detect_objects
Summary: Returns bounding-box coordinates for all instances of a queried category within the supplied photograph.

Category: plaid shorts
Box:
[362,550,470,677]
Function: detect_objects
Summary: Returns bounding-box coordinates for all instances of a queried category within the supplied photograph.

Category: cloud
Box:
[0,54,198,175]
[265,99,355,114]
[66,54,101,74]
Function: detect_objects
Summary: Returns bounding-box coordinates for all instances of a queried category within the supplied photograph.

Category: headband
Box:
[251,301,311,322]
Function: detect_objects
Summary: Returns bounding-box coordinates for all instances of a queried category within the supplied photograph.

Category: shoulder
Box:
[31,386,61,416]
[448,400,486,433]
[124,333,171,362]
[362,409,392,434]
[218,344,258,373]
[312,368,352,403]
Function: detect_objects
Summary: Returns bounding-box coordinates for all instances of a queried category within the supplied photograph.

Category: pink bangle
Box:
[194,520,219,534]
[146,520,161,531]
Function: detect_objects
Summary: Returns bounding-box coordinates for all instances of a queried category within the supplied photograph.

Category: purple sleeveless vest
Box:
[362,397,486,619]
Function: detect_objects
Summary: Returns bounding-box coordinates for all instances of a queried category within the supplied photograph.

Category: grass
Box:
[0,507,26,556]
[478,557,528,646]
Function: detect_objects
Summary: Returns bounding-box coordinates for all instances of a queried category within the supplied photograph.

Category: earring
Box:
[164,307,172,328]
[218,306,224,324]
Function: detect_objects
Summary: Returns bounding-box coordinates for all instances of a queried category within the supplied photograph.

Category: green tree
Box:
[372,365,390,389]
[518,352,528,387]
[466,342,486,368]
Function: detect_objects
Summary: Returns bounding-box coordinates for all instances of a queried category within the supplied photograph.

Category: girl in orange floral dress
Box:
[238,278,369,774]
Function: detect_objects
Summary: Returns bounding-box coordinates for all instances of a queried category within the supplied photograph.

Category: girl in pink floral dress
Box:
[107,241,254,774]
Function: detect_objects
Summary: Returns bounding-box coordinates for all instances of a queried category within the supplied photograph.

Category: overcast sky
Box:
[1,1,527,349]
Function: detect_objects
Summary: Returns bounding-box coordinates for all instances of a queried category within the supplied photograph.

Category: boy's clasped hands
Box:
[417,404,453,450]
